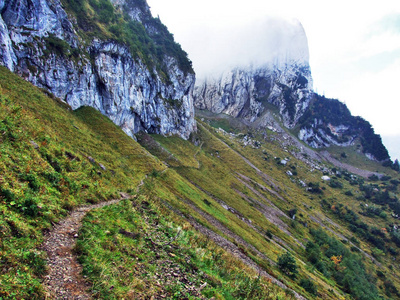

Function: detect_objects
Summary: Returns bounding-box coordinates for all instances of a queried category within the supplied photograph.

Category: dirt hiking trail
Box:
[42,193,130,299]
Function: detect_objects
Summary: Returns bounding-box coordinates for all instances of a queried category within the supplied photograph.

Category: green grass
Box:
[139,113,400,299]
[1,64,400,299]
[77,196,292,299]
[0,66,156,298]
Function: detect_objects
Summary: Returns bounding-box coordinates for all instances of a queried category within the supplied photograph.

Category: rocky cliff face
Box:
[193,19,313,128]
[194,63,312,127]
[192,17,390,162]
[0,0,196,139]
[296,94,390,162]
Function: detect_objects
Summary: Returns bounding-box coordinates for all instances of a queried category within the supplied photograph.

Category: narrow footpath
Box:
[42,193,130,299]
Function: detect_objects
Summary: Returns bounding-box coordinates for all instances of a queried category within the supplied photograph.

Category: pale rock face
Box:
[193,19,313,128]
[298,123,356,149]
[194,62,313,127]
[0,0,195,139]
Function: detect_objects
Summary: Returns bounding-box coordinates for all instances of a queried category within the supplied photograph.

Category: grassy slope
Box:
[1,64,400,299]
[0,65,160,298]
[0,67,288,299]
[140,115,400,299]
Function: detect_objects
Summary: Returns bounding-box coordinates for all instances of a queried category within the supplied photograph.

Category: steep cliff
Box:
[194,63,312,127]
[297,94,390,162]
[192,18,390,162]
[0,0,196,138]
[193,19,313,128]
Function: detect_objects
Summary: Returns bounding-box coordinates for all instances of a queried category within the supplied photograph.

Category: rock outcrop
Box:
[296,94,390,161]
[0,0,196,139]
[193,19,313,128]
[192,18,389,162]
[194,63,312,127]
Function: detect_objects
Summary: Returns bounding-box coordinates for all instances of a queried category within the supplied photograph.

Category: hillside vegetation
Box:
[61,0,193,76]
[1,65,400,299]
[297,94,390,162]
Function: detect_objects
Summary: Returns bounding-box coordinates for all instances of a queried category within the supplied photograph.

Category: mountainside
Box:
[194,63,313,128]
[194,19,313,128]
[0,0,195,138]
[296,93,390,162]
[1,66,400,300]
[1,0,400,299]
[193,19,390,163]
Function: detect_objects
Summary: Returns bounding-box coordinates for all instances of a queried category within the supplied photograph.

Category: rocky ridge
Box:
[193,19,313,129]
[0,0,196,139]
[193,18,390,162]
[194,62,313,128]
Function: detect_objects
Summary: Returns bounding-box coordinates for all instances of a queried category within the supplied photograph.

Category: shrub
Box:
[277,251,298,279]
[384,280,400,297]
[300,278,317,295]
[44,34,71,57]
[368,174,379,181]
[21,196,40,217]
[288,208,297,219]
[344,190,353,196]
[307,182,323,194]
[19,172,41,192]
[329,179,343,189]
[0,187,16,202]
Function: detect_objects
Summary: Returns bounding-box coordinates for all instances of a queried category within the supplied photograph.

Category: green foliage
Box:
[307,182,323,194]
[308,229,380,300]
[77,198,287,299]
[328,179,343,189]
[297,94,390,161]
[43,34,71,57]
[393,159,400,172]
[299,278,317,295]
[277,252,298,279]
[61,0,193,76]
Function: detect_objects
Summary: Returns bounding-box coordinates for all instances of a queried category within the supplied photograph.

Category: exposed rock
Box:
[298,124,355,149]
[194,63,312,128]
[193,19,313,128]
[30,140,39,149]
[321,175,331,181]
[0,0,195,139]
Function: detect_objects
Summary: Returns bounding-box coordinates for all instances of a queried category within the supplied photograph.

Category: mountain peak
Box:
[189,16,310,79]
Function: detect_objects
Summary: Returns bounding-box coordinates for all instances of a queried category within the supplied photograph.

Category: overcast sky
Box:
[147,0,400,161]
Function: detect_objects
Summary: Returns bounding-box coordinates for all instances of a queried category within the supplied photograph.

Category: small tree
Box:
[393,159,400,172]
[300,278,317,295]
[277,251,298,279]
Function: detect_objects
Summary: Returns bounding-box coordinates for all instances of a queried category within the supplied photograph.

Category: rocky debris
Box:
[41,195,130,299]
[321,175,331,181]
[30,140,39,149]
